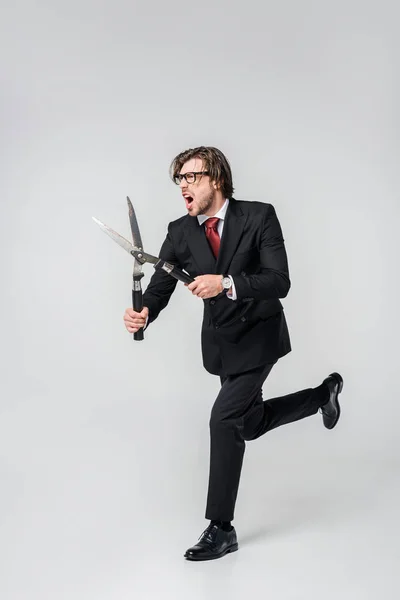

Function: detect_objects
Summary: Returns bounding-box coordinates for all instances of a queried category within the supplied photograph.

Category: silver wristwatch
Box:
[221,275,232,290]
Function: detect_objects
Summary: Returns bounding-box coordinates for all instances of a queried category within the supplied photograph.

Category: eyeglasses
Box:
[173,171,209,185]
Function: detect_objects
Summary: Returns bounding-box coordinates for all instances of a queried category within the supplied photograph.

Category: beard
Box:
[196,187,216,215]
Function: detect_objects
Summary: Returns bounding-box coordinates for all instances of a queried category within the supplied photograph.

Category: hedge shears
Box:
[93,197,194,341]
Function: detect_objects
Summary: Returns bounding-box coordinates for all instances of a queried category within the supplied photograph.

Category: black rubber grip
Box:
[132,287,144,341]
[158,262,194,284]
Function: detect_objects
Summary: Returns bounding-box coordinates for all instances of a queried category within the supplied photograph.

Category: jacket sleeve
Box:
[142,224,179,327]
[232,204,291,301]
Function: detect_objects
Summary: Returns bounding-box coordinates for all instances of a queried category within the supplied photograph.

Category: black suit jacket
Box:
[142,198,292,376]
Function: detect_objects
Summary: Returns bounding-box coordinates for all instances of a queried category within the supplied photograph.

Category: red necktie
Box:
[204,217,220,258]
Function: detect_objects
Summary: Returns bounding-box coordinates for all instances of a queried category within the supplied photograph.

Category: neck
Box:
[203,193,226,217]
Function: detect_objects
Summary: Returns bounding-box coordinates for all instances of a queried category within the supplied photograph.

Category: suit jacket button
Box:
[210,300,215,305]
[241,271,246,276]
[241,316,246,322]
[215,323,219,329]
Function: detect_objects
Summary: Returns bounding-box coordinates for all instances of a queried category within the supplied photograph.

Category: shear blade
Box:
[127,196,144,250]
[92,217,136,254]
[92,216,143,275]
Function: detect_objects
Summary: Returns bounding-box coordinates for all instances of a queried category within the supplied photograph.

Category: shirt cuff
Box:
[226,276,237,301]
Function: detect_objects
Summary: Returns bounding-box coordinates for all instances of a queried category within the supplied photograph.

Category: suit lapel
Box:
[216,198,246,274]
[183,198,246,275]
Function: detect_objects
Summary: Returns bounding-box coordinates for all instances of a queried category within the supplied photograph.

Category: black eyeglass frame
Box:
[173,171,209,184]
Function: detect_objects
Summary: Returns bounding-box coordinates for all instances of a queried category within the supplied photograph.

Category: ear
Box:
[212,180,220,190]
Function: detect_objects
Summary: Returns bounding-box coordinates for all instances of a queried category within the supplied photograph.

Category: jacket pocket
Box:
[218,298,255,329]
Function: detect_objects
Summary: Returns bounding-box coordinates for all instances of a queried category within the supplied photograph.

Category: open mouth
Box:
[184,195,194,209]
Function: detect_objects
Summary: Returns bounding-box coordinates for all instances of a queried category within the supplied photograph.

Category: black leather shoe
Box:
[184,523,238,561]
[320,372,343,429]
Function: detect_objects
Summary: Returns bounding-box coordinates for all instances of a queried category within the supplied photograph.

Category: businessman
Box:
[123,146,343,561]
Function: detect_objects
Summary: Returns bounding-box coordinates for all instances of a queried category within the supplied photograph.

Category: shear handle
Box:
[157,261,194,284]
[132,273,144,341]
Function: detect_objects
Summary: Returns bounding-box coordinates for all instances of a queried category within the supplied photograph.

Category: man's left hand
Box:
[186,275,224,299]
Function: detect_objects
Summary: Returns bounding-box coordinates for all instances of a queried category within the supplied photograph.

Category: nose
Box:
[179,178,187,189]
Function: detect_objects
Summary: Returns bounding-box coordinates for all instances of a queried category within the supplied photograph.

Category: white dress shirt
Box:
[197,198,237,301]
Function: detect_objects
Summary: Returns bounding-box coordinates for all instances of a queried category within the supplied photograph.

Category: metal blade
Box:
[127,196,143,250]
[93,216,143,276]
[131,249,160,265]
[92,216,136,255]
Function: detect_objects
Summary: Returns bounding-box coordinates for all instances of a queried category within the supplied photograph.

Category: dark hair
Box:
[169,146,235,198]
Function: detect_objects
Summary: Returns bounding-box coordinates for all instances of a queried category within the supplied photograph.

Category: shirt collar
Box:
[197,198,229,226]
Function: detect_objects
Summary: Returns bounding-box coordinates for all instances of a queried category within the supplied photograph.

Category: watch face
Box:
[222,276,231,289]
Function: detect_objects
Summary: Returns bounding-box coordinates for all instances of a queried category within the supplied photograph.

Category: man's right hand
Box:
[123,307,149,333]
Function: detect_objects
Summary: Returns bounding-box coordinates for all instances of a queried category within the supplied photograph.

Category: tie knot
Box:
[204,217,219,230]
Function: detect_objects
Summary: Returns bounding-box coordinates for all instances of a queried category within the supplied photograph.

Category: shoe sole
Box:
[326,372,343,429]
[184,542,239,561]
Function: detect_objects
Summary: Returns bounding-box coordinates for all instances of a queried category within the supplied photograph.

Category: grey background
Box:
[1,1,399,598]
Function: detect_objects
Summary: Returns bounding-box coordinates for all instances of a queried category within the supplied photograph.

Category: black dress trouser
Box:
[205,361,329,522]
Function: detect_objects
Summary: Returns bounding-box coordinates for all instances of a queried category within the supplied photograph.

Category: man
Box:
[123,146,343,561]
